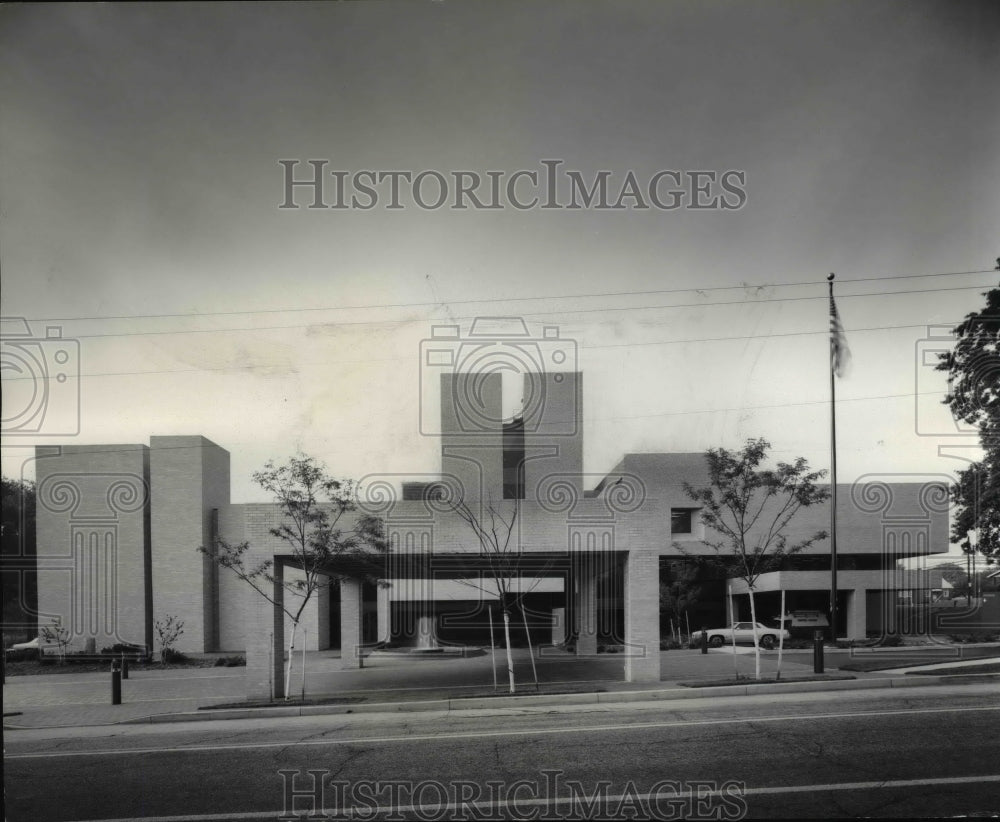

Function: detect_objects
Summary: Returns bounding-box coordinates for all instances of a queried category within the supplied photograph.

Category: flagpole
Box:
[828,273,839,642]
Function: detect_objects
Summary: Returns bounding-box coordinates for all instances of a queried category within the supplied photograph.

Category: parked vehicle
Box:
[688,622,791,649]
[5,636,59,658]
[9,637,43,651]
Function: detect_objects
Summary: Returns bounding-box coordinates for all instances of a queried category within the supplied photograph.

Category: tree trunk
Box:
[488,606,498,691]
[502,609,515,694]
[727,582,739,678]
[520,599,539,690]
[284,619,298,701]
[300,627,307,701]
[776,588,786,681]
[748,586,761,680]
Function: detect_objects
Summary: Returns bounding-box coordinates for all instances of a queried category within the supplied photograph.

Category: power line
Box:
[24,282,995,341]
[28,268,998,325]
[585,390,948,422]
[592,322,933,350]
[0,321,954,382]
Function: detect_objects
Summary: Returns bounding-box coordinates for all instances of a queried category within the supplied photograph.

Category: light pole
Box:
[967,529,979,601]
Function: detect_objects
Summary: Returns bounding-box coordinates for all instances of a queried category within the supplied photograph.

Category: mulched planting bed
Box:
[904,663,1000,676]
[839,648,1000,672]
[201,697,369,710]
[4,658,237,676]
[680,674,856,688]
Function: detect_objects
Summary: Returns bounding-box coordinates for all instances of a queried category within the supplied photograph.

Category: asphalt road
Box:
[5,682,1000,820]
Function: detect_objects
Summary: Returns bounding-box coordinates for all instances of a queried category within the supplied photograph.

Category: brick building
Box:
[32,370,949,695]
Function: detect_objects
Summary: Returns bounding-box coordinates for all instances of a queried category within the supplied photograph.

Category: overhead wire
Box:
[21,282,997,341]
[27,268,997,325]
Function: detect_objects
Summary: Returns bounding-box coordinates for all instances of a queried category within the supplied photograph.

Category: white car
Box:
[690,622,791,650]
[5,636,58,655]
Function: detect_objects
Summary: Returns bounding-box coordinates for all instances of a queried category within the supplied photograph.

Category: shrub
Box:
[213,655,246,667]
[100,643,150,661]
[948,632,1000,644]
[161,648,189,664]
[659,639,683,650]
[101,642,145,654]
[40,617,72,662]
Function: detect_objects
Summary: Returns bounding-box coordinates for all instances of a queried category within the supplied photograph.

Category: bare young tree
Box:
[448,495,524,693]
[201,453,387,700]
[40,616,71,663]
[680,438,830,680]
[154,614,185,665]
[429,479,558,695]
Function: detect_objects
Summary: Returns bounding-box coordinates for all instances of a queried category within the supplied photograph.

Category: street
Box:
[5,682,1000,820]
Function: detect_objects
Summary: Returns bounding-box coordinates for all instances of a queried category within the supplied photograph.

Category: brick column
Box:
[574,565,598,656]
[376,583,391,644]
[340,577,364,669]
[847,588,867,640]
[245,558,285,700]
[551,607,565,646]
[624,550,660,683]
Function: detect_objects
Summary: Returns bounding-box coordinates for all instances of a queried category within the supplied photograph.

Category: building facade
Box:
[32,371,950,695]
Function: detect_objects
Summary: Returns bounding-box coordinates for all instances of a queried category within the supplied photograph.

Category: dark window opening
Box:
[671,508,695,534]
[503,417,525,500]
[402,482,445,501]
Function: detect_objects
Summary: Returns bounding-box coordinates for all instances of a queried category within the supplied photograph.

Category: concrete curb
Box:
[108,673,999,726]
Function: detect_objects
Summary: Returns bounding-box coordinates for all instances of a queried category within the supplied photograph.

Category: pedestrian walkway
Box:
[3,666,245,727]
[4,645,997,729]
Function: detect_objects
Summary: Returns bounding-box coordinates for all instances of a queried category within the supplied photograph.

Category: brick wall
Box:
[216,502,246,652]
[150,436,230,653]
[34,444,151,650]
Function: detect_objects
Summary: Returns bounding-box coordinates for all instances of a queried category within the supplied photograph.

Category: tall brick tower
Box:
[149,436,230,652]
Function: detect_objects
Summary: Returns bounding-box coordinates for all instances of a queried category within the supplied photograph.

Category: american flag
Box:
[829,293,851,378]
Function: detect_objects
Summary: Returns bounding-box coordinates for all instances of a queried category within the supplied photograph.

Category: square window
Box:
[671,509,694,534]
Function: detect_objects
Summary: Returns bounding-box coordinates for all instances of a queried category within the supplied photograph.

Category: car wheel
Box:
[709,635,724,648]
[760,635,776,650]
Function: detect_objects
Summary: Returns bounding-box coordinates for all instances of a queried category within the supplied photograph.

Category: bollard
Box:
[111,659,122,705]
[121,656,129,680]
[700,626,709,655]
[813,629,824,674]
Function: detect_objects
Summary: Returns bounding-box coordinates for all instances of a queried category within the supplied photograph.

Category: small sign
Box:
[787,610,829,628]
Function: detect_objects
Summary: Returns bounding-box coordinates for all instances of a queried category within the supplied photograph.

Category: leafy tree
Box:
[937,562,971,594]
[201,453,387,700]
[1,477,37,630]
[938,561,993,600]
[659,560,704,640]
[937,274,1000,563]
[679,438,829,679]
[154,614,185,665]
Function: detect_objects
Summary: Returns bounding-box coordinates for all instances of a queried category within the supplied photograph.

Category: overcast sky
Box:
[2,1,998,521]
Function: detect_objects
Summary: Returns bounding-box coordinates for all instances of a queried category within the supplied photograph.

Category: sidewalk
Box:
[2,665,246,727]
[4,645,998,730]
